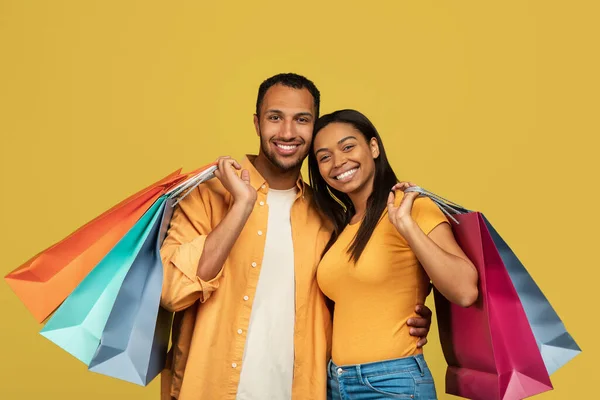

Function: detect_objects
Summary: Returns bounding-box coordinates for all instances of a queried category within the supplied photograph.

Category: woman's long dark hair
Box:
[308,109,399,263]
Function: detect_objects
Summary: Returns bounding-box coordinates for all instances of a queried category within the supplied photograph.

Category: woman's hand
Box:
[387,181,420,236]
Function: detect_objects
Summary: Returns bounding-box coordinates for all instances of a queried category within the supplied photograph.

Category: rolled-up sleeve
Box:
[160,186,224,312]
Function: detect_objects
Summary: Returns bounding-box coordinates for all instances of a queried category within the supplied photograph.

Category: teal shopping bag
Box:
[40,196,167,364]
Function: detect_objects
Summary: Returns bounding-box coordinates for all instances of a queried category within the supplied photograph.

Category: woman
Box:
[308,109,478,399]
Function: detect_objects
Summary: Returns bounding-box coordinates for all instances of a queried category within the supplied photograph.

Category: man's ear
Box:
[254,114,260,137]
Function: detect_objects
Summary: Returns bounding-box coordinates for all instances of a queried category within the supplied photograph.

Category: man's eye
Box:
[343,145,354,151]
[269,115,281,121]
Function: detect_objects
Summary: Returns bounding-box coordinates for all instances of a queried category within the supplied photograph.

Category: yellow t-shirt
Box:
[316,193,447,365]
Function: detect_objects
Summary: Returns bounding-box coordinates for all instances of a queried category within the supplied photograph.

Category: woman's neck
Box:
[348,176,375,224]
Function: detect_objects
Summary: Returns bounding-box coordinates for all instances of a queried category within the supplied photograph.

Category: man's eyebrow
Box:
[263,110,314,118]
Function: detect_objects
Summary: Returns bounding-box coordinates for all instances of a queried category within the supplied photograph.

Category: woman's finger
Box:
[387,191,397,216]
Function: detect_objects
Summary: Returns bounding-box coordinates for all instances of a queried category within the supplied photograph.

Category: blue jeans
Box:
[327,355,437,399]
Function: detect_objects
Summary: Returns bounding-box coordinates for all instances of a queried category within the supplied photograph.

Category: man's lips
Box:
[272,141,302,155]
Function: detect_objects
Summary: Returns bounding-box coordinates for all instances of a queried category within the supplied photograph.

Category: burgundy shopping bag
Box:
[434,211,553,400]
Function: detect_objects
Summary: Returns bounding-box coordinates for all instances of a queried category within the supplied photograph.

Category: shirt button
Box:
[261,184,266,189]
[337,368,343,375]
[237,329,243,334]
[257,230,263,236]
[243,295,249,301]
[232,363,237,368]
[259,201,265,206]
[251,262,257,268]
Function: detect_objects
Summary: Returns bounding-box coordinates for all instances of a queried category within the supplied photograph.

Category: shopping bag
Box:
[405,187,554,400]
[41,164,216,382]
[86,165,216,384]
[87,197,174,385]
[4,169,183,322]
[40,196,168,364]
[482,217,581,375]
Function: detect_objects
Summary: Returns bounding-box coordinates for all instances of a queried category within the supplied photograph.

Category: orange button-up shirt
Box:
[160,155,332,400]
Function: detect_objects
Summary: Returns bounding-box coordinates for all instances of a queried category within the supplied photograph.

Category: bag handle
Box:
[167,165,218,206]
[403,186,470,224]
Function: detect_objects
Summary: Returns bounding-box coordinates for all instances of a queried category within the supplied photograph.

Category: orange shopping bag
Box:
[4,166,212,323]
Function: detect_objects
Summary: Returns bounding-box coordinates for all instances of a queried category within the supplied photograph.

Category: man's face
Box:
[254,84,315,172]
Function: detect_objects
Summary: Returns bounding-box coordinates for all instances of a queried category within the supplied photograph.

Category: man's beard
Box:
[259,130,308,172]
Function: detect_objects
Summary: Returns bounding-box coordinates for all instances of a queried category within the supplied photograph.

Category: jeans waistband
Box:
[327,355,428,383]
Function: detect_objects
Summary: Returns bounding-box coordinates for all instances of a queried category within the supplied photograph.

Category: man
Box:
[160,73,432,400]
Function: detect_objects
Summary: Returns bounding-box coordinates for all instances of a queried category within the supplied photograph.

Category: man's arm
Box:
[196,201,252,281]
[160,157,256,312]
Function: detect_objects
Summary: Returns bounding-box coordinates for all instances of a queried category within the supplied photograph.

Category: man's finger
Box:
[415,304,433,318]
[417,337,428,348]
[217,157,226,175]
[222,160,240,180]
[216,156,230,170]
[222,158,240,169]
[409,327,429,337]
[241,169,251,185]
[407,317,429,328]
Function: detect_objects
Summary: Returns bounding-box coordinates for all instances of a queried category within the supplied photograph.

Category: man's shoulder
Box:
[300,183,317,212]
[298,184,334,231]
[177,177,230,209]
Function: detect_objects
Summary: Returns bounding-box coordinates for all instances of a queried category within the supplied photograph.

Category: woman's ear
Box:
[370,137,380,159]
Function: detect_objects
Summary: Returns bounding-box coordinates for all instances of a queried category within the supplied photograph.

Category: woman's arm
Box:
[388,182,478,307]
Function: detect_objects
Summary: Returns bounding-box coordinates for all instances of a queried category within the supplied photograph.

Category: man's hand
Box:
[407,304,433,348]
[213,156,257,206]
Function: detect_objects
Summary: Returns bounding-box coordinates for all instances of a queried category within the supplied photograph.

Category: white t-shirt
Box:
[236,187,297,400]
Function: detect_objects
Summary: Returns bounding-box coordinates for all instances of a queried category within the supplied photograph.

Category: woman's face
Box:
[313,122,380,196]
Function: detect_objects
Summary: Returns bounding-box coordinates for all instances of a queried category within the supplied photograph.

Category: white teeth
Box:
[276,144,298,150]
[336,168,357,180]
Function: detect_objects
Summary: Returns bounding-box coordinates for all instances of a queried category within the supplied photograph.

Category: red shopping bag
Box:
[4,169,191,323]
[434,211,553,400]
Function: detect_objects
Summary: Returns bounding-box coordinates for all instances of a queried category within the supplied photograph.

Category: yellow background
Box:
[1,1,597,398]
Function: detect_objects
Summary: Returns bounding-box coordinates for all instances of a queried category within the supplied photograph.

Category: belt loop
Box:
[414,355,425,377]
[356,364,366,385]
[327,359,332,379]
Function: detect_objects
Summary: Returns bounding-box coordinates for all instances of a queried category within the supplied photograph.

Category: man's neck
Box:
[252,153,301,190]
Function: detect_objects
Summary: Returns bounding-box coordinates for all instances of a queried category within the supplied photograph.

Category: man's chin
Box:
[274,159,303,172]
[266,153,305,172]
